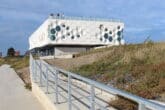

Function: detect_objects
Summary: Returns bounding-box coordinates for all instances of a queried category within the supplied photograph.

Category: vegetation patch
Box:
[71,42,165,110]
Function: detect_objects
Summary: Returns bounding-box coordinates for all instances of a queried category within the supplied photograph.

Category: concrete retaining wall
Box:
[32,82,58,110]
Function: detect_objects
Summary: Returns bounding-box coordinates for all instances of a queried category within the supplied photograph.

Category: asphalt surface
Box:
[0,65,45,110]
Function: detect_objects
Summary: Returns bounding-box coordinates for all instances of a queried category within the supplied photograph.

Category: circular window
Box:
[71,36,75,39]
[50,28,56,34]
[55,25,61,32]
[104,33,108,39]
[66,26,70,30]
[109,36,113,42]
[105,28,108,32]
[50,35,56,40]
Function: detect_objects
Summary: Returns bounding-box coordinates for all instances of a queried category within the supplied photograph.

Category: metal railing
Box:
[30,55,165,110]
[49,15,122,23]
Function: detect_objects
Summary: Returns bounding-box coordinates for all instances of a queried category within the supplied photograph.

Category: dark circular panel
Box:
[50,35,56,40]
[117,31,121,36]
[109,36,113,42]
[117,26,121,30]
[62,24,65,27]
[105,28,108,32]
[109,31,112,35]
[55,25,61,32]
[71,36,75,39]
[67,32,70,36]
[50,28,56,34]
[99,24,103,29]
[66,26,70,30]
[100,37,103,41]
[77,34,80,38]
[104,33,108,39]
[117,37,121,42]
[62,35,65,39]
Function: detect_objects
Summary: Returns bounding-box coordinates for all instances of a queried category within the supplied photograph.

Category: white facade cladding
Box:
[29,14,125,58]
[29,15,125,50]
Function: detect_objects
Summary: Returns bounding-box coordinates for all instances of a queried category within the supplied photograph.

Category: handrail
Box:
[30,55,165,110]
[49,15,122,23]
[48,63,165,110]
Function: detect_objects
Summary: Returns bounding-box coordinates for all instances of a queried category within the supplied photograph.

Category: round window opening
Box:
[109,37,113,42]
[109,31,112,35]
[117,31,121,36]
[62,24,65,27]
[55,26,61,32]
[117,37,121,42]
[50,28,56,34]
[66,26,70,30]
[62,35,65,39]
[104,33,108,39]
[50,35,56,40]
[100,37,103,41]
[71,36,75,39]
[117,26,120,30]
[77,34,80,38]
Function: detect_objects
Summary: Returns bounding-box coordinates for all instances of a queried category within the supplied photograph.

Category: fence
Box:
[30,55,165,110]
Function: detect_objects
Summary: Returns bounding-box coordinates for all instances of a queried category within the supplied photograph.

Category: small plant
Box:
[24,83,32,90]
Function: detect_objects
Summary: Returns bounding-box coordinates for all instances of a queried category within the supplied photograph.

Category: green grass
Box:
[72,42,165,110]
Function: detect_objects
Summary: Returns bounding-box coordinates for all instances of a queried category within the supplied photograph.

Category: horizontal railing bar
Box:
[41,59,165,110]
[31,56,165,110]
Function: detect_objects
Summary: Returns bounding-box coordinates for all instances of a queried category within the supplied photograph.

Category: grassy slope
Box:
[0,56,29,70]
[72,42,165,110]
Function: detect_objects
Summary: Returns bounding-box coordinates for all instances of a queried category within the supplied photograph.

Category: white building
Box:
[29,14,125,58]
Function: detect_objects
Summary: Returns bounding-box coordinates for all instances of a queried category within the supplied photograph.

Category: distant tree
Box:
[7,47,15,57]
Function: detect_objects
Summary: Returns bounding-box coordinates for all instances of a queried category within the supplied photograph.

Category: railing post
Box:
[39,61,43,86]
[46,67,49,94]
[68,74,72,110]
[55,70,59,104]
[33,60,37,82]
[139,103,147,110]
[90,84,95,110]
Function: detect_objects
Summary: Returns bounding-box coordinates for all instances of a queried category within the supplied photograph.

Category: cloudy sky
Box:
[0,0,165,55]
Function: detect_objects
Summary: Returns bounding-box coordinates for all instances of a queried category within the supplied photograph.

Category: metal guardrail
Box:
[49,15,122,23]
[30,55,165,110]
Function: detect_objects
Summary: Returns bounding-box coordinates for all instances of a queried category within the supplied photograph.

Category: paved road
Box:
[0,65,45,110]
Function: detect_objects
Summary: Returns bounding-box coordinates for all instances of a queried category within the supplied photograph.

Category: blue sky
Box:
[0,0,165,55]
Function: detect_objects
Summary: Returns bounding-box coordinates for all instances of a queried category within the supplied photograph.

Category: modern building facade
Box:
[29,14,125,58]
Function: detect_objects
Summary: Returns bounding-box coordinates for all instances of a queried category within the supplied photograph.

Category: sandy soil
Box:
[46,49,114,70]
